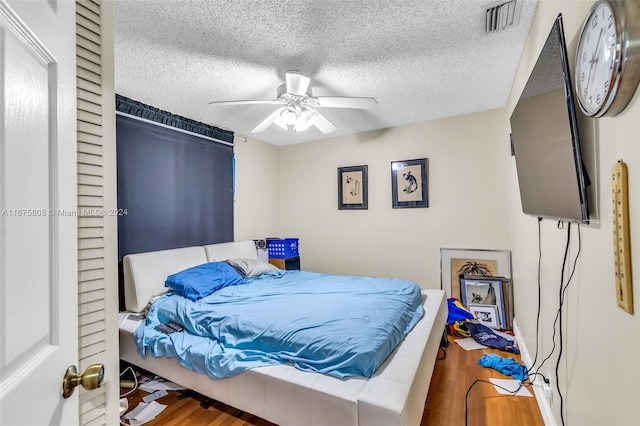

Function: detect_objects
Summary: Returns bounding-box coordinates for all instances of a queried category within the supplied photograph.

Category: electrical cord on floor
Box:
[437,346,447,360]
[527,371,547,386]
[119,366,139,426]
[464,377,532,426]
[119,365,139,398]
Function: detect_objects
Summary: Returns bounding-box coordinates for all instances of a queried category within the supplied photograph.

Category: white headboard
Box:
[122,240,257,313]
[204,240,257,262]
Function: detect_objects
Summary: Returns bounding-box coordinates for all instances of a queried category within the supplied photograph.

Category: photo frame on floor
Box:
[468,304,500,329]
[461,276,507,329]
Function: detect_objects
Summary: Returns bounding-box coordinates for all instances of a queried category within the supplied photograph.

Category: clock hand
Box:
[585,28,604,97]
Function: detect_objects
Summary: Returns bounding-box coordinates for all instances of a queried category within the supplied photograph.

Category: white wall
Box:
[506,1,640,425]
[277,109,512,288]
[233,135,282,240]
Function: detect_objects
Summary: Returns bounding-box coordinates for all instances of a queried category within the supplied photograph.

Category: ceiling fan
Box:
[209,70,377,134]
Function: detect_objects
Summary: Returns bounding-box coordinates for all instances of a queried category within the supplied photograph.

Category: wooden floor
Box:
[121,336,544,426]
[422,336,544,426]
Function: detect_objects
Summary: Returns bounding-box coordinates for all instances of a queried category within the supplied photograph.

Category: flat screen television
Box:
[510,14,590,224]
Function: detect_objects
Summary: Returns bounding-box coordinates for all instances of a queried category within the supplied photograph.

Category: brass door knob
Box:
[62,364,104,398]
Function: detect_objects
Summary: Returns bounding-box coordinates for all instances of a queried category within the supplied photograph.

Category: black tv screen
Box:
[510,14,590,224]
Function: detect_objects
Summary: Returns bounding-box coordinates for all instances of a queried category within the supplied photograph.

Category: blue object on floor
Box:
[466,322,520,354]
[478,353,528,381]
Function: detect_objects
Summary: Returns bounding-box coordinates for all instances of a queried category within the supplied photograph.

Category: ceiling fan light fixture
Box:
[294,107,319,132]
[211,70,375,135]
[280,106,298,125]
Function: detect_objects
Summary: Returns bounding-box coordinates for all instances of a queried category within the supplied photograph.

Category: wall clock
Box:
[575,0,640,117]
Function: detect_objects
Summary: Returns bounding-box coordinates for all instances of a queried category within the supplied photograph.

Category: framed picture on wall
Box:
[338,165,368,210]
[440,248,511,299]
[391,158,428,208]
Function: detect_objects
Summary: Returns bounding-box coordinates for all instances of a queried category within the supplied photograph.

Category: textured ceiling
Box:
[114,0,538,146]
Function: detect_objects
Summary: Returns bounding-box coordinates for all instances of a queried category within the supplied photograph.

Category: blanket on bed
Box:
[134,270,424,379]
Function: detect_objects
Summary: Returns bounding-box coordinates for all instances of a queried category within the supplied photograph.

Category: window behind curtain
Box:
[116,105,234,260]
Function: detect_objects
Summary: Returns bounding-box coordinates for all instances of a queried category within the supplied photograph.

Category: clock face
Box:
[575,1,619,116]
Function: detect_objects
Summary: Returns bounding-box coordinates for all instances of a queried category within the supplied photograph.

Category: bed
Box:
[119,240,447,426]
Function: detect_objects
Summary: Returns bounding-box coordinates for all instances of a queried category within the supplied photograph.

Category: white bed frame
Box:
[119,240,447,426]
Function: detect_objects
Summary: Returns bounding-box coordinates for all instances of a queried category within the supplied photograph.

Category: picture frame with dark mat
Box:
[391,158,428,208]
[338,165,368,210]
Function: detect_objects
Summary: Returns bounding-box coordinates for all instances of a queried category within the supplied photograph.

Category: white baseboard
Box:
[513,318,556,426]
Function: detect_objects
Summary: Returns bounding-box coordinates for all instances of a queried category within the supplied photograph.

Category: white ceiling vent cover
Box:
[484,0,522,34]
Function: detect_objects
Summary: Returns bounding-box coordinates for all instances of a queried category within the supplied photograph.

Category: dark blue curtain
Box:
[116,96,234,261]
[116,95,233,143]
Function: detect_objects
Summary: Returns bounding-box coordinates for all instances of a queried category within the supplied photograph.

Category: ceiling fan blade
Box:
[312,112,336,134]
[209,99,283,106]
[285,70,311,96]
[313,96,377,109]
[251,107,285,133]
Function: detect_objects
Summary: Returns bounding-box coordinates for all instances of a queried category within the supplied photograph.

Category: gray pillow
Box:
[225,258,280,277]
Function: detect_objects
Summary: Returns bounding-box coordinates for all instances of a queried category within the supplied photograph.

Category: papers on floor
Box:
[493,329,517,341]
[121,378,178,425]
[142,389,168,403]
[123,400,167,425]
[454,337,487,351]
[138,375,186,392]
[489,378,532,397]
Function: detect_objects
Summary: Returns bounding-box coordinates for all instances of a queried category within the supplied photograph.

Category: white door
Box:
[0,0,79,425]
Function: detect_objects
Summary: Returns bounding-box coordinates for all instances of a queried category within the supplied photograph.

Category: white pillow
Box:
[225,258,280,277]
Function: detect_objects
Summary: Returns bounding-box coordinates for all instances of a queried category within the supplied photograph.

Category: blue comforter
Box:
[134,270,424,379]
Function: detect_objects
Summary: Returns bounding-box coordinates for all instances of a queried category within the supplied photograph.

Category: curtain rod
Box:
[116,111,234,147]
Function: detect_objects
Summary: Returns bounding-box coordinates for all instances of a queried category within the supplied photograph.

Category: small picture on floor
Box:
[469,304,499,329]
[462,280,497,305]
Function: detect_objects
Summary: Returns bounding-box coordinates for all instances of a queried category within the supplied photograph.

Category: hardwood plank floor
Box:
[120,336,544,426]
[422,335,544,426]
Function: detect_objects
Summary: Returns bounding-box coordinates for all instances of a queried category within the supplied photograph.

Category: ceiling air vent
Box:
[484,0,522,34]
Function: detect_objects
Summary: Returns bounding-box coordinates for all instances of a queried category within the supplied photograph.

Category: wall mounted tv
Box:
[510,14,590,224]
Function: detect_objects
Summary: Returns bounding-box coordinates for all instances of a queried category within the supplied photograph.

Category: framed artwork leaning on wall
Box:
[338,165,368,210]
[440,248,512,300]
